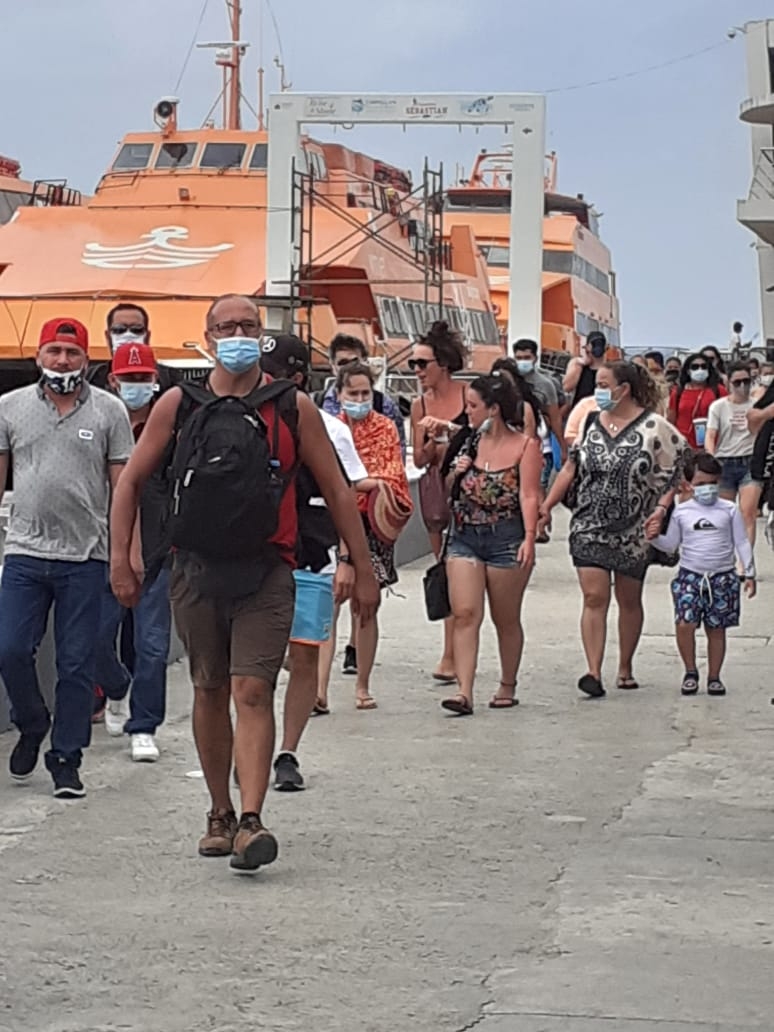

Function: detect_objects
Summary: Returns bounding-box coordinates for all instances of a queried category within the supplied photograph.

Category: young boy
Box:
[650,452,756,696]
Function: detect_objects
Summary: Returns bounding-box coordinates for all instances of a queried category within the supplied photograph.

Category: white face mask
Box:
[109,330,147,353]
[761,374,774,388]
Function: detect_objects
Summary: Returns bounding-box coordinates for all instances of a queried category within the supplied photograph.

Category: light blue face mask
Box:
[118,381,155,411]
[342,399,372,421]
[694,484,720,506]
[594,387,617,412]
[690,368,709,384]
[515,359,534,375]
[215,336,261,374]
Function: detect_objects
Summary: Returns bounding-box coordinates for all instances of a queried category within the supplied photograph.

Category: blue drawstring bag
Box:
[290,570,334,644]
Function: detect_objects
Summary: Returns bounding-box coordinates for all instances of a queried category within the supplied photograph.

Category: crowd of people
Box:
[0,298,770,875]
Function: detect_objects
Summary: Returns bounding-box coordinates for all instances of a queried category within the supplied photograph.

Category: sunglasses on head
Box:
[111,323,146,335]
[408,357,437,371]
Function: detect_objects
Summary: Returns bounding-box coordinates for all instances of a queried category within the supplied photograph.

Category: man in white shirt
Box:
[259,335,368,791]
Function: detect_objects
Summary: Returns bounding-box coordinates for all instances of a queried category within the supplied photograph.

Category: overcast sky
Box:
[0,0,769,353]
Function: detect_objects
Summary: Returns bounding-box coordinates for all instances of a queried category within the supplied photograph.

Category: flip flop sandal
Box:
[577,674,605,698]
[681,672,699,696]
[616,677,640,691]
[311,699,330,716]
[355,696,378,710]
[489,681,519,709]
[432,673,458,684]
[441,694,474,716]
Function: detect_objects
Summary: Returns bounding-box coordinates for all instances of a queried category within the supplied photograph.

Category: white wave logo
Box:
[82,225,234,270]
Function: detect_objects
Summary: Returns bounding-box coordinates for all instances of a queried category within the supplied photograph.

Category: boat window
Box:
[200,143,246,169]
[480,244,509,267]
[249,143,268,170]
[112,143,153,171]
[543,250,573,276]
[156,142,197,169]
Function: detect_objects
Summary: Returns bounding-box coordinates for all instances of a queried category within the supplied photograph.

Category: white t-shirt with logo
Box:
[653,497,755,578]
[706,396,755,458]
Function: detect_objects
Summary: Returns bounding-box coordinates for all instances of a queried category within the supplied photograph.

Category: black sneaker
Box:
[45,756,85,799]
[9,732,46,782]
[343,645,357,675]
[274,752,305,792]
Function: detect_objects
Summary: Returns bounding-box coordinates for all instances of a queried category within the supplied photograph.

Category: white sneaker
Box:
[104,697,129,737]
[130,733,159,763]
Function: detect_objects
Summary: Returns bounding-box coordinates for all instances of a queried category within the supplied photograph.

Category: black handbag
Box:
[423,432,480,622]
[423,529,451,621]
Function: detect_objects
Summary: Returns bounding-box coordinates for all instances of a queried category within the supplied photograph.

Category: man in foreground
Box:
[110,295,379,872]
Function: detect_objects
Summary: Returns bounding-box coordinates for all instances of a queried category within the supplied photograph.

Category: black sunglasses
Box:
[689,363,708,371]
[731,378,751,386]
[408,357,437,371]
[110,323,146,335]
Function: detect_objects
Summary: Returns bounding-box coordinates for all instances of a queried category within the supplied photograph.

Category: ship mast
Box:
[225,0,241,130]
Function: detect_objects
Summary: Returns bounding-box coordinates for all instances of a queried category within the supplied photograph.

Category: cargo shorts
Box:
[170,557,295,689]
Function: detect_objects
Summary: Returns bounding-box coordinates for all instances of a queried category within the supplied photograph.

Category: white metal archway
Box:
[264,92,546,346]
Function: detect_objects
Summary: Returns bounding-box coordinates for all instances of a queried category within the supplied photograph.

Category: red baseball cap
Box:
[39,317,89,353]
[111,342,157,376]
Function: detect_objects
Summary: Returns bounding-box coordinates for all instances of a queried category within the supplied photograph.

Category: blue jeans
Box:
[0,556,106,765]
[448,518,525,569]
[94,567,171,735]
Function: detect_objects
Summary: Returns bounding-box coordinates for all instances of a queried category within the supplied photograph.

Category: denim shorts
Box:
[670,567,740,629]
[448,519,524,569]
[718,455,758,492]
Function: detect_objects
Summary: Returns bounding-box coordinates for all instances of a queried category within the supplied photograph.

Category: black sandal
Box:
[578,674,605,698]
[616,676,639,691]
[681,671,699,696]
[441,693,474,716]
[489,681,519,709]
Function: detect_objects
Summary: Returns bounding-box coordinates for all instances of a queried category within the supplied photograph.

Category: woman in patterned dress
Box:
[539,362,688,698]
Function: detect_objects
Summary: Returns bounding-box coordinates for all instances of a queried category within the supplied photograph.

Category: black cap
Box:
[260,334,310,377]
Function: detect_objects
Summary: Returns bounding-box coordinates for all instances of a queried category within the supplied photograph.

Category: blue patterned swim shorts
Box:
[670,568,740,629]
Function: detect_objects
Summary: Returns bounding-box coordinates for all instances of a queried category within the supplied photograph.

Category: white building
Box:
[737,20,774,348]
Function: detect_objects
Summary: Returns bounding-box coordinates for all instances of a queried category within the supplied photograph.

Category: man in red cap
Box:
[0,318,134,798]
[93,342,170,763]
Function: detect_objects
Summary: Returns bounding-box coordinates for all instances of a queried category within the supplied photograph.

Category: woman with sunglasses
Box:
[441,374,542,716]
[409,320,467,683]
[706,362,762,549]
[667,352,727,449]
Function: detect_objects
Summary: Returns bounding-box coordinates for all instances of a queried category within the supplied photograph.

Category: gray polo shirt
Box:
[0,382,133,562]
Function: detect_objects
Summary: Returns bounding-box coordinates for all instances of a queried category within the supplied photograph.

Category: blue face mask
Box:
[118,382,155,411]
[594,387,617,411]
[342,400,372,421]
[694,484,719,506]
[515,359,534,375]
[215,336,261,374]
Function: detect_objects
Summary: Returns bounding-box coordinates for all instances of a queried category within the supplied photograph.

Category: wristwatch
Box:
[336,552,353,566]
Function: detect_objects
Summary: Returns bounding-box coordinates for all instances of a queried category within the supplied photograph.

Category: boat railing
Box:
[29,180,82,208]
[749,148,774,201]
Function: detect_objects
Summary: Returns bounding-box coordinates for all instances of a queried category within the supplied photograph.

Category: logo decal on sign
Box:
[82,226,234,270]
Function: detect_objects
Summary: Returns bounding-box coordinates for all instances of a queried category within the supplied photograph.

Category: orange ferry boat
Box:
[446,148,621,359]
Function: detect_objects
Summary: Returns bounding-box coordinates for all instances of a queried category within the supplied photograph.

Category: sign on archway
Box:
[265,92,546,345]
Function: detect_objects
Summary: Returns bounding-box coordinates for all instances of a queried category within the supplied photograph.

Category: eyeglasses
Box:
[209,319,262,337]
[110,323,146,336]
[408,358,437,372]
[731,378,751,387]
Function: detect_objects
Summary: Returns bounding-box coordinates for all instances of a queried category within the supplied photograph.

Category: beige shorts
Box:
[170,559,295,689]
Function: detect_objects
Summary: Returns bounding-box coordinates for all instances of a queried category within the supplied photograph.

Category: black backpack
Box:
[168,380,298,562]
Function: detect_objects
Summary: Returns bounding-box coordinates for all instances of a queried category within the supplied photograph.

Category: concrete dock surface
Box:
[1,511,772,1032]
